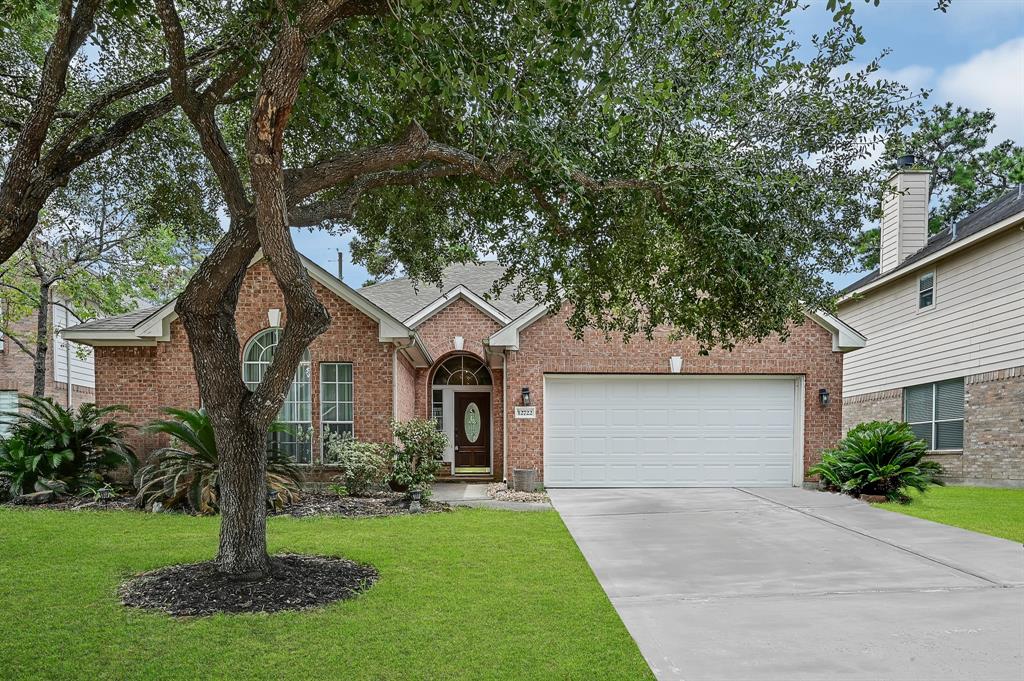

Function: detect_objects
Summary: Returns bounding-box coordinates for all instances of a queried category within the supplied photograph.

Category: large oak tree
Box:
[145,0,918,579]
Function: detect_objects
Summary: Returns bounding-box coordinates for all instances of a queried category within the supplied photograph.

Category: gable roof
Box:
[843,187,1024,297]
[62,253,433,366]
[358,261,536,325]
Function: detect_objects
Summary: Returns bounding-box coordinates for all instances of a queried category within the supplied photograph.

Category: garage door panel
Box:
[544,376,797,487]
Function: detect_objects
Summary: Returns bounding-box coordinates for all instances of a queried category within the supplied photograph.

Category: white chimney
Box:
[879,156,930,275]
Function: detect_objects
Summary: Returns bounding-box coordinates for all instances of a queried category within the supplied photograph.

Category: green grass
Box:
[0,508,652,680]
[874,486,1024,543]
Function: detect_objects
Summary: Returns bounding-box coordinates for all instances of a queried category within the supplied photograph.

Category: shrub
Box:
[135,408,303,514]
[323,434,389,496]
[810,420,944,503]
[0,395,137,497]
[388,418,447,499]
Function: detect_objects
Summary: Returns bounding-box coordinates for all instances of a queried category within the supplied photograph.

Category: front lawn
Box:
[0,508,652,680]
[874,485,1024,543]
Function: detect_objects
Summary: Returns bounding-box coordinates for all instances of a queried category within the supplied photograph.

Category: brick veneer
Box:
[95,261,397,462]
[0,313,94,408]
[503,307,845,482]
[841,366,1024,485]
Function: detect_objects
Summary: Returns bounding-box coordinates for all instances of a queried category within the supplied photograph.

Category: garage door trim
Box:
[542,374,806,488]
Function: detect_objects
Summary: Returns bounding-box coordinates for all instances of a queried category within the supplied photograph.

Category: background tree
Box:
[0,0,251,264]
[0,149,217,396]
[149,0,918,580]
[853,103,1024,270]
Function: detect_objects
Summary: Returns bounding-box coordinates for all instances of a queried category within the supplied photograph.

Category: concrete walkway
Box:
[550,487,1024,681]
[430,482,551,511]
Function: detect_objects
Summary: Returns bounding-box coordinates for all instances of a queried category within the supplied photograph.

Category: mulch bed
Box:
[2,494,136,512]
[275,491,451,518]
[120,553,379,617]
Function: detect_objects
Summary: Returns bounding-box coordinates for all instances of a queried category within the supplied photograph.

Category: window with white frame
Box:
[0,391,17,435]
[320,363,354,451]
[904,378,964,450]
[918,271,935,309]
[432,389,444,431]
[242,329,312,464]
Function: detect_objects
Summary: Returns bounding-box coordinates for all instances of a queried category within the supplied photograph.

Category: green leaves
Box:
[810,420,945,503]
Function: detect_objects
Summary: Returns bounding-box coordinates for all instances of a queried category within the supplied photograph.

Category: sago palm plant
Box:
[136,408,303,514]
[810,420,943,503]
[0,395,136,496]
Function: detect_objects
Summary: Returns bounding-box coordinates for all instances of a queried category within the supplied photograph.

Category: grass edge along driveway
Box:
[0,507,653,681]
[874,485,1024,543]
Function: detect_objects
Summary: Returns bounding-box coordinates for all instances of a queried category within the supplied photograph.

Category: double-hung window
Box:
[918,272,935,309]
[320,363,354,450]
[904,378,964,450]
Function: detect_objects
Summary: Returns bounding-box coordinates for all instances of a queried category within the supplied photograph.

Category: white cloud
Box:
[873,65,935,92]
[937,36,1024,143]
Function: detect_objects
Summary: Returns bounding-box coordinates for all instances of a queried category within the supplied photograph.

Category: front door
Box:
[454,392,490,472]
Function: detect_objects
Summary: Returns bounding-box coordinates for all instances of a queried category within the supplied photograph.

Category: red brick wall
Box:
[0,313,94,408]
[94,261,397,462]
[415,297,503,359]
[395,353,417,423]
[503,307,844,482]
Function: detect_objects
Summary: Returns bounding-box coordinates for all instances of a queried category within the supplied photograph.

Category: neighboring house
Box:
[839,162,1024,487]
[0,299,96,434]
[63,253,864,488]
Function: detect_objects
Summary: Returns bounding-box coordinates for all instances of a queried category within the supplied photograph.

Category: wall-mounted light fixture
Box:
[267,308,282,327]
[521,387,532,406]
[453,336,465,351]
[819,388,830,407]
[670,356,683,373]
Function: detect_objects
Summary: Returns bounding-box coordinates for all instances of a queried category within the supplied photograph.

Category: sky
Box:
[292,0,1024,290]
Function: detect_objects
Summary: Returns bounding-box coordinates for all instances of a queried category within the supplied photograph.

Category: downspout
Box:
[502,351,509,484]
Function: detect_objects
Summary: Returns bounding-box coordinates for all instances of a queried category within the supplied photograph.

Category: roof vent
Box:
[896,154,917,169]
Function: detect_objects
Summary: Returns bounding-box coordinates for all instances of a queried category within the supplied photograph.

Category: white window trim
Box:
[320,362,355,461]
[904,380,964,452]
[242,328,313,464]
[917,270,936,312]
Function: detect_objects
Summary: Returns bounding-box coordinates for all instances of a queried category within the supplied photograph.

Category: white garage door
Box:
[544,375,800,487]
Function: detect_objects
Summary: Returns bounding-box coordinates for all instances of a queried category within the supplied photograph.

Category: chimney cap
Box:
[896,154,917,169]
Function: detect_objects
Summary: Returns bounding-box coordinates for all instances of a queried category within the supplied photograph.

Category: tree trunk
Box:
[212,409,270,578]
[32,282,50,398]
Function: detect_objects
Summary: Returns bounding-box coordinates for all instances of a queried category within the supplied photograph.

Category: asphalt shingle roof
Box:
[65,261,536,335]
[358,261,536,323]
[64,305,164,333]
[843,187,1024,294]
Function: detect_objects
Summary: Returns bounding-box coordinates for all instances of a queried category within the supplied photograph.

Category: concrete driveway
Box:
[550,487,1024,681]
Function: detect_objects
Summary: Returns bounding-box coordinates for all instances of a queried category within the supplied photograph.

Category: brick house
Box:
[63,252,864,487]
[0,301,96,433]
[838,161,1024,487]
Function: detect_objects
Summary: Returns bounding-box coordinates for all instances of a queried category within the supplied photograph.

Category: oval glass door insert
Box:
[464,402,481,443]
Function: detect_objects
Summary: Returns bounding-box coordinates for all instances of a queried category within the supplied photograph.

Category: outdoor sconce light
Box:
[819,388,830,407]
[453,336,465,351]
[521,387,532,406]
[267,308,282,327]
[669,356,683,373]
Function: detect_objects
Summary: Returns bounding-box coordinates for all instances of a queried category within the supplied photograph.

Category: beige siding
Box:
[839,226,1024,396]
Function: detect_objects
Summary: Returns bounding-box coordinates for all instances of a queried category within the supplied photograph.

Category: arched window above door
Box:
[432,354,492,386]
